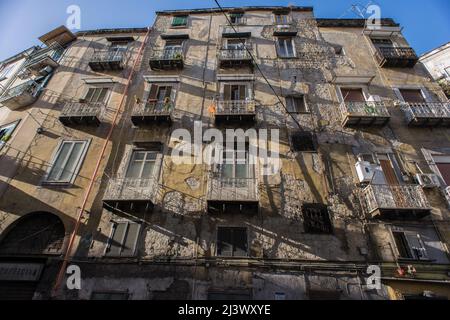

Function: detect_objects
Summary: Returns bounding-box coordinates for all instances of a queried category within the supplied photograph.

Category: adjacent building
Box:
[0,6,449,300]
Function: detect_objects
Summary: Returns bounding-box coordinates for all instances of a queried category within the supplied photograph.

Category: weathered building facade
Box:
[0,6,449,300]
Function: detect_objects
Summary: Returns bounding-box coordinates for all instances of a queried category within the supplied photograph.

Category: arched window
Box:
[0,212,65,256]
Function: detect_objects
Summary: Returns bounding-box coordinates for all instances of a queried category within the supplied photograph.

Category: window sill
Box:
[277,56,298,60]
[170,25,188,29]
[40,181,74,188]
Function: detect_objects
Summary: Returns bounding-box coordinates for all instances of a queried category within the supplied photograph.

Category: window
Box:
[0,64,14,81]
[45,140,90,184]
[91,292,129,300]
[340,88,366,102]
[217,227,248,257]
[277,37,295,58]
[230,13,245,25]
[399,89,425,103]
[371,38,393,49]
[392,230,429,260]
[221,142,253,184]
[226,39,246,50]
[285,95,308,113]
[290,131,316,152]
[274,14,289,25]
[223,84,248,102]
[0,120,19,149]
[434,155,450,186]
[163,40,184,58]
[358,153,376,164]
[303,204,332,234]
[105,221,141,257]
[172,15,188,27]
[126,150,157,179]
[84,87,109,103]
[332,44,344,55]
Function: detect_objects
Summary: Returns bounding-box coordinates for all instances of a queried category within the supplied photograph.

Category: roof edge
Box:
[317,18,399,28]
[156,6,313,15]
[75,27,149,36]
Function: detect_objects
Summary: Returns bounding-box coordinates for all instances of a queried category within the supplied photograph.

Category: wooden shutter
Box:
[380,159,399,185]
[148,84,158,101]
[122,223,140,256]
[107,223,127,256]
[164,86,172,99]
[239,85,246,100]
[233,228,248,256]
[224,84,232,100]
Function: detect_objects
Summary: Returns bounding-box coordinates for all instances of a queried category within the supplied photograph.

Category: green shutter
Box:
[172,16,187,27]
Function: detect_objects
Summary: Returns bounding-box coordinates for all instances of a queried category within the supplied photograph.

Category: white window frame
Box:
[393,86,433,103]
[390,227,429,261]
[83,86,111,104]
[104,220,141,257]
[273,13,290,25]
[276,37,296,58]
[125,149,158,179]
[0,120,20,150]
[220,81,253,101]
[43,140,90,185]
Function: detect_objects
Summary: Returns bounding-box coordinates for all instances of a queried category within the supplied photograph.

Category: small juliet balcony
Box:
[401,102,450,127]
[23,43,63,76]
[214,100,256,124]
[207,176,259,215]
[0,80,42,110]
[362,184,431,219]
[103,177,157,214]
[59,101,105,126]
[218,47,253,69]
[88,48,126,71]
[339,101,391,127]
[131,100,174,126]
[374,46,418,68]
[149,48,184,70]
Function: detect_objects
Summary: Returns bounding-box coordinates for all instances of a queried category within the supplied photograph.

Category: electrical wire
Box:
[214,0,303,131]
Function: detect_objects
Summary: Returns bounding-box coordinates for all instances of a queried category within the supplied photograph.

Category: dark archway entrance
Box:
[0,212,65,300]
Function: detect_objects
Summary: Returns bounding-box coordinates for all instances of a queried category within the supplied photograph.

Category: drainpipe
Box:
[52,26,152,297]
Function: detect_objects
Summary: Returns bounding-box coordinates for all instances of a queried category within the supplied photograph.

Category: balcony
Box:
[374,47,418,68]
[59,101,105,126]
[362,184,431,219]
[88,48,126,71]
[218,48,253,69]
[0,80,41,110]
[149,48,184,70]
[214,100,256,124]
[24,43,63,76]
[103,177,157,214]
[401,102,450,127]
[131,100,173,126]
[340,101,391,127]
[207,176,259,215]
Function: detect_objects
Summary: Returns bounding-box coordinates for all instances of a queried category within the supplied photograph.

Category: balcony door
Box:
[223,84,249,113]
[399,89,426,103]
[226,39,246,59]
[221,144,254,189]
[164,40,183,58]
[147,84,175,112]
[433,155,450,186]
[340,88,366,102]
[84,87,109,105]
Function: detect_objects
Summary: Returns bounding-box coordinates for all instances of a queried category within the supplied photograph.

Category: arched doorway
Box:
[0,212,65,300]
[0,212,65,256]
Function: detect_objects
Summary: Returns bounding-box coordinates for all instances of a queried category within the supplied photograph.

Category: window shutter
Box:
[172,16,187,27]
[224,84,232,100]
[148,84,158,101]
[85,88,95,101]
[239,85,246,100]
[122,223,140,256]
[164,86,172,99]
[233,228,248,256]
[107,222,127,256]
[393,88,405,102]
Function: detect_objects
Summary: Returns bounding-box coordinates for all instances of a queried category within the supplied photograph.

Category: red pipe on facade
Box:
[52,26,151,296]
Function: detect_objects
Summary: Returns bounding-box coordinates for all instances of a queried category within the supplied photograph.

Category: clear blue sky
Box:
[0,0,448,61]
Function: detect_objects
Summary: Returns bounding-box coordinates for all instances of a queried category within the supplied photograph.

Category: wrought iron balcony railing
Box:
[216,100,256,115]
[401,102,450,126]
[207,176,258,202]
[149,48,184,70]
[103,177,157,202]
[339,101,391,126]
[374,46,418,68]
[24,43,63,75]
[0,80,41,109]
[60,101,105,119]
[362,184,431,215]
[131,100,174,125]
[89,48,126,71]
[218,48,252,61]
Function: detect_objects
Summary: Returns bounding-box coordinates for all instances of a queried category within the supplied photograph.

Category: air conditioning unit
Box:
[355,161,375,183]
[415,173,441,188]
